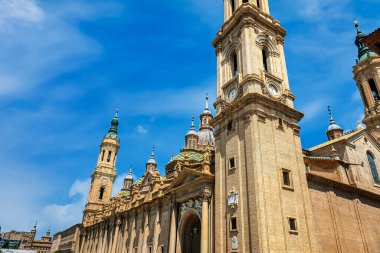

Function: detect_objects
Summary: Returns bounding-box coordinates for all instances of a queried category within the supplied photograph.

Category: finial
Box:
[151,145,155,158]
[191,115,195,129]
[327,106,334,121]
[205,93,209,109]
[129,164,133,174]
[115,107,119,117]
[354,20,359,30]
[171,152,174,160]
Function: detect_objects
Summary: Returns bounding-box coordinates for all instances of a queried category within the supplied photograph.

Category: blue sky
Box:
[0,0,379,237]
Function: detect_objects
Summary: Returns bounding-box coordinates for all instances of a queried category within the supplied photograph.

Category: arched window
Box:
[232,52,238,77]
[367,152,380,184]
[203,119,207,125]
[101,150,105,161]
[256,0,260,8]
[99,187,105,200]
[262,49,269,72]
[368,79,380,101]
[107,151,112,162]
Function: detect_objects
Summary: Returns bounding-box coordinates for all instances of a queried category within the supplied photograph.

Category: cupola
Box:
[326,106,343,140]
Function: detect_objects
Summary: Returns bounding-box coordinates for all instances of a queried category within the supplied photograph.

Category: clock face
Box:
[228,88,237,101]
[268,84,279,96]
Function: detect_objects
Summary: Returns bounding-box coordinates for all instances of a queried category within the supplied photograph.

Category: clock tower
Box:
[212,1,318,252]
[83,109,120,224]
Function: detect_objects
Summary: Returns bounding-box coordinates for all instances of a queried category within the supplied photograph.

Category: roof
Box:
[363,28,380,55]
[308,129,365,151]
[173,151,204,163]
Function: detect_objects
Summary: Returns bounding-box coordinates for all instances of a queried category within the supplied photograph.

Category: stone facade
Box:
[77,1,380,253]
[50,224,81,253]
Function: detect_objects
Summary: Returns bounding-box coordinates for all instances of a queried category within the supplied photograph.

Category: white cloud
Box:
[137,124,148,135]
[42,178,90,230]
[0,0,44,26]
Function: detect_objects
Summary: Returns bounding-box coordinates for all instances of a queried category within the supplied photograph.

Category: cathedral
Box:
[78,1,380,253]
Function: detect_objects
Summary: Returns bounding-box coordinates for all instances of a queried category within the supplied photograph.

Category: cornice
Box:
[213,92,303,124]
[212,4,286,48]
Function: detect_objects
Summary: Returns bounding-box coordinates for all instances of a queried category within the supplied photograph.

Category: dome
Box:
[201,108,212,116]
[197,129,215,146]
[147,146,157,165]
[186,129,198,136]
[327,123,342,132]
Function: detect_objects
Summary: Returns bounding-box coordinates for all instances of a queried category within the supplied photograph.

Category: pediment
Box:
[168,168,204,190]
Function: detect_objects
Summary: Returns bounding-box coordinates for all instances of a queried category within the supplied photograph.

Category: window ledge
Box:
[282,185,294,191]
[289,230,298,235]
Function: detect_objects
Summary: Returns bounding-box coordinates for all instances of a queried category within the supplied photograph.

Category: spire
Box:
[147,145,157,165]
[126,165,133,180]
[186,115,197,136]
[354,20,377,63]
[201,94,212,116]
[106,107,119,139]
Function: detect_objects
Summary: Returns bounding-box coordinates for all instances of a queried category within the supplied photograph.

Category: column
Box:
[98,224,105,253]
[153,205,161,253]
[201,192,211,253]
[101,223,109,253]
[141,209,150,253]
[128,212,137,253]
[168,200,177,253]
[111,218,121,253]
[79,231,86,253]
[363,80,375,108]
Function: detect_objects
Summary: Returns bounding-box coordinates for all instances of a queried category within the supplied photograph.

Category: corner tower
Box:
[212,1,318,252]
[84,109,120,220]
[353,21,380,140]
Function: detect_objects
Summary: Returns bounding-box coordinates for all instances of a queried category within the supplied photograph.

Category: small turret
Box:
[122,165,134,191]
[326,106,343,141]
[184,116,198,150]
[198,94,215,147]
[146,146,157,172]
[354,21,377,63]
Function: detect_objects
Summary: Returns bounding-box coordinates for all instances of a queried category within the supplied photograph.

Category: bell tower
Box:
[84,109,120,220]
[212,1,318,252]
[353,21,380,140]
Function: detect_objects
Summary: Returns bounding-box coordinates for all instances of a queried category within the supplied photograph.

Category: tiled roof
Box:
[173,151,204,162]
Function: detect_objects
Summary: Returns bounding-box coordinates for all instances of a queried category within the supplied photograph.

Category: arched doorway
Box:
[180,211,201,253]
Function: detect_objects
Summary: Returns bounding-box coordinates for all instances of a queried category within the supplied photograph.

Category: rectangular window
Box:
[289,218,297,232]
[99,187,105,200]
[229,157,236,170]
[305,163,309,172]
[230,217,238,231]
[101,150,105,161]
[278,118,283,128]
[161,245,165,253]
[283,170,290,186]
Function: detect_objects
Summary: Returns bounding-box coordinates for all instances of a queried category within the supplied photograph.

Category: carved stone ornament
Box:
[228,189,239,209]
[180,198,202,217]
[232,236,238,250]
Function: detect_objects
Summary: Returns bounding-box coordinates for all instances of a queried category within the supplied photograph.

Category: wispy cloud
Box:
[137,124,148,135]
